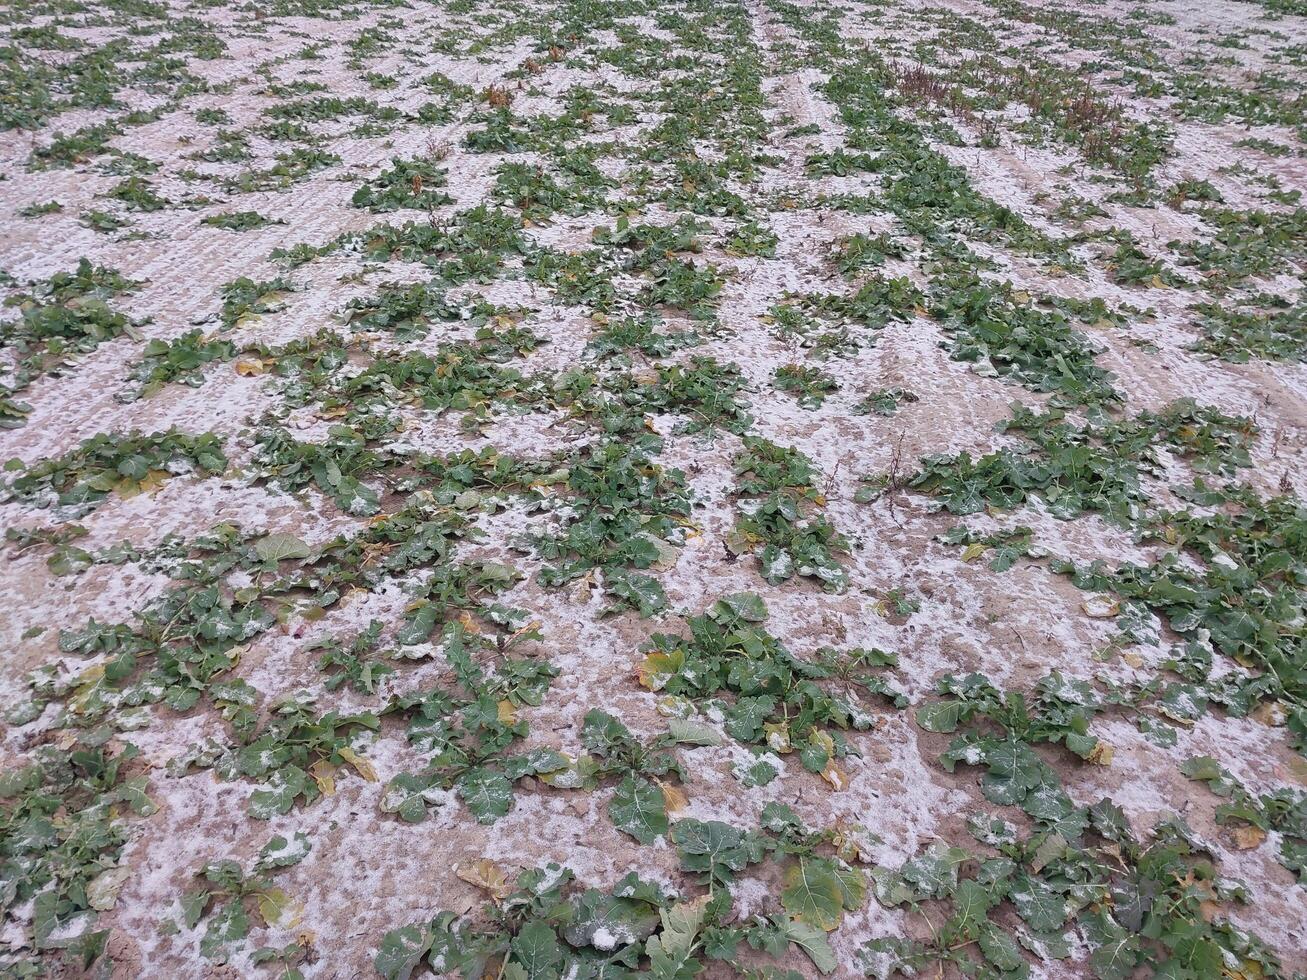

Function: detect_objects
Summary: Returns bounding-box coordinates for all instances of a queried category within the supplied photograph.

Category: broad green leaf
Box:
[609,775,668,844]
[899,842,966,900]
[948,878,994,937]
[1089,934,1138,980]
[181,889,209,930]
[510,921,563,979]
[200,899,248,961]
[781,858,845,931]
[915,700,964,733]
[1010,875,1067,932]
[646,896,707,978]
[713,591,767,622]
[784,919,837,974]
[374,923,434,980]
[563,890,661,951]
[255,532,310,563]
[457,767,513,824]
[672,819,754,883]
[667,718,722,746]
[256,832,311,870]
[978,920,1024,972]
[249,766,307,819]
[381,773,440,823]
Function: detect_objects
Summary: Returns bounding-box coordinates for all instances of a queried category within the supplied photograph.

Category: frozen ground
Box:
[1,0,1305,976]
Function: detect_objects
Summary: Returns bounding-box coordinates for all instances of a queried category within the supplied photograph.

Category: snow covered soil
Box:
[1,0,1306,976]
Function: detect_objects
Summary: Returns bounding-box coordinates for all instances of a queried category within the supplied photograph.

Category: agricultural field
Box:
[1,0,1306,975]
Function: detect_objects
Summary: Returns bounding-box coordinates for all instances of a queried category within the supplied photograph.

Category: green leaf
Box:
[672,819,754,884]
[396,603,440,646]
[563,891,661,951]
[609,775,668,845]
[457,767,513,824]
[713,591,767,622]
[978,920,1025,972]
[511,921,563,979]
[1089,934,1138,980]
[948,879,994,937]
[784,919,837,974]
[830,861,867,911]
[580,709,633,756]
[249,766,307,819]
[381,773,440,823]
[915,700,963,733]
[255,532,310,563]
[899,842,966,900]
[646,897,707,978]
[781,858,846,931]
[667,719,722,746]
[181,889,209,930]
[374,923,434,980]
[733,756,778,787]
[871,867,917,908]
[199,899,248,961]
[1010,875,1067,932]
[256,832,311,870]
[604,570,668,617]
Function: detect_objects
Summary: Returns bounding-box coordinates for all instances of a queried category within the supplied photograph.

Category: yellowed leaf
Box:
[1251,700,1285,727]
[1082,595,1120,618]
[1231,824,1266,850]
[659,780,688,814]
[831,823,878,864]
[87,867,131,911]
[234,356,266,376]
[764,722,792,754]
[456,859,512,900]
[257,887,302,928]
[1286,755,1307,787]
[140,469,172,493]
[654,695,693,718]
[115,469,171,498]
[309,760,336,796]
[508,620,541,644]
[70,664,106,714]
[76,663,106,686]
[338,746,376,782]
[637,647,684,691]
[497,700,518,725]
[821,762,849,791]
[1086,742,1114,766]
[1231,956,1268,979]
